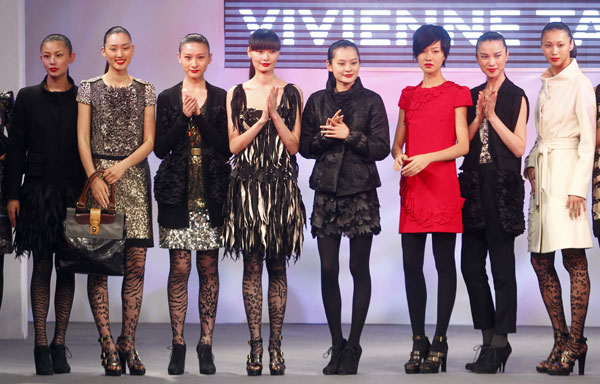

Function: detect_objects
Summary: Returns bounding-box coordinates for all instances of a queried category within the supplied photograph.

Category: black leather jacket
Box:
[300,77,390,196]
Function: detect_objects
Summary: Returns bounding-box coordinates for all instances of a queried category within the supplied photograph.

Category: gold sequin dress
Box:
[159,105,222,250]
[77,76,154,247]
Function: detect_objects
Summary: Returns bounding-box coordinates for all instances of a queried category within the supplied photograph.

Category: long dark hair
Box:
[541,22,577,58]
[179,33,210,53]
[248,29,280,79]
[103,26,132,74]
[475,31,507,54]
[326,39,360,84]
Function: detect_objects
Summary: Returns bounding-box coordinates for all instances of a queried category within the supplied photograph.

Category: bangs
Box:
[249,29,281,51]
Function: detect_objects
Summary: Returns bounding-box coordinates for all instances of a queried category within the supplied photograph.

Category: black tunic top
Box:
[154,81,231,229]
[4,76,86,255]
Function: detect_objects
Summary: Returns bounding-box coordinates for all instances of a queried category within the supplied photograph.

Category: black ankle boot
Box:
[466,344,488,371]
[337,343,362,375]
[168,343,186,375]
[405,335,430,374]
[473,342,512,374]
[34,345,54,375]
[323,339,347,375]
[197,344,216,375]
[49,342,71,374]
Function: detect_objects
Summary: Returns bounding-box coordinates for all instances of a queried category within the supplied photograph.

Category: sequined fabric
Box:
[77,76,155,157]
[159,209,221,250]
[479,118,493,164]
[188,105,207,210]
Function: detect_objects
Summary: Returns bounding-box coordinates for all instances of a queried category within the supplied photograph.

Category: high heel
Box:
[322,338,347,375]
[420,335,447,374]
[98,336,121,376]
[536,330,568,373]
[167,343,186,375]
[246,338,263,376]
[268,335,286,375]
[197,344,216,374]
[547,336,587,376]
[33,345,54,375]
[337,343,362,375]
[404,335,430,374]
[473,342,512,374]
[116,336,146,375]
[49,342,71,374]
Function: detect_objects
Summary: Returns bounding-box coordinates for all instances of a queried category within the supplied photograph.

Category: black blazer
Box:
[154,81,231,229]
[462,77,529,173]
[4,77,85,200]
[300,77,390,196]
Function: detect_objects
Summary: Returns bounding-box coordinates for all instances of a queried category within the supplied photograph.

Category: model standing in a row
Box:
[77,26,155,376]
[223,29,305,376]
[460,31,528,373]
[5,34,86,375]
[154,33,230,375]
[525,22,596,376]
[393,24,471,374]
[300,40,389,375]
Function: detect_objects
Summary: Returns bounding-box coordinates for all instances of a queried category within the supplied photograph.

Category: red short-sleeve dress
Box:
[398,81,472,233]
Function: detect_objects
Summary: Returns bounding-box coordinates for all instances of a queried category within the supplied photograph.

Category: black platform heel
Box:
[547,336,588,376]
[268,335,285,375]
[420,335,447,373]
[98,336,121,376]
[246,338,263,376]
[404,335,430,374]
[197,343,216,374]
[536,330,568,373]
[34,345,54,375]
[167,343,186,375]
[322,338,347,375]
[116,336,146,375]
[473,342,512,373]
[49,342,71,374]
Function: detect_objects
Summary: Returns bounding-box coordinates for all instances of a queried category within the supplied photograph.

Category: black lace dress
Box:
[223,84,305,261]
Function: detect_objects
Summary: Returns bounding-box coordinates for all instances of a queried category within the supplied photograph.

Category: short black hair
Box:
[475,31,507,54]
[179,33,210,53]
[541,22,577,58]
[412,24,451,66]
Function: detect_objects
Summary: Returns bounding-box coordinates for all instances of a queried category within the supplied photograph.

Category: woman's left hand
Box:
[566,195,586,219]
[103,162,127,185]
[320,119,350,139]
[401,153,432,177]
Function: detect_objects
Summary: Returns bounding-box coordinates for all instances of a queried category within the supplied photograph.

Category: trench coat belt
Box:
[534,137,579,207]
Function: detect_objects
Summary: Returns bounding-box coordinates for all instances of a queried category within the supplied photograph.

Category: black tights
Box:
[242,253,287,354]
[402,232,457,337]
[31,252,75,346]
[531,249,590,349]
[87,247,147,352]
[167,249,219,346]
[318,234,373,346]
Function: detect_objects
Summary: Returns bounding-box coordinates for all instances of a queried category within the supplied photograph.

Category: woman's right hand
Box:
[7,199,19,227]
[525,167,535,196]
[393,153,409,171]
[91,177,110,208]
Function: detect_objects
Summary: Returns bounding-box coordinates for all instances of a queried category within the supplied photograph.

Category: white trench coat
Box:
[525,59,597,253]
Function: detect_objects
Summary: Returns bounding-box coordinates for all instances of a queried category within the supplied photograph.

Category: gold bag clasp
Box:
[89,208,101,235]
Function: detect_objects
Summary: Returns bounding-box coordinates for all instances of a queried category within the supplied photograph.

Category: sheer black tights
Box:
[531,249,590,343]
[87,247,146,351]
[318,234,373,346]
[31,252,75,346]
[242,254,287,355]
[167,249,219,346]
[402,233,457,337]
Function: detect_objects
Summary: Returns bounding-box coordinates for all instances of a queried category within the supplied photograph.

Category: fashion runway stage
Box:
[1,323,598,383]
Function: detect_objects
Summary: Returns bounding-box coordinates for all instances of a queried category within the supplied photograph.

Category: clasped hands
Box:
[320,109,349,139]
[258,86,283,125]
[91,162,127,208]
[476,89,498,121]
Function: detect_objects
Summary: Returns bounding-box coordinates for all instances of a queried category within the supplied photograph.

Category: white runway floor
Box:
[0,323,599,383]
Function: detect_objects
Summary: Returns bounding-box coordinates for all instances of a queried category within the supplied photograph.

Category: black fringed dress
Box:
[223,84,305,261]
